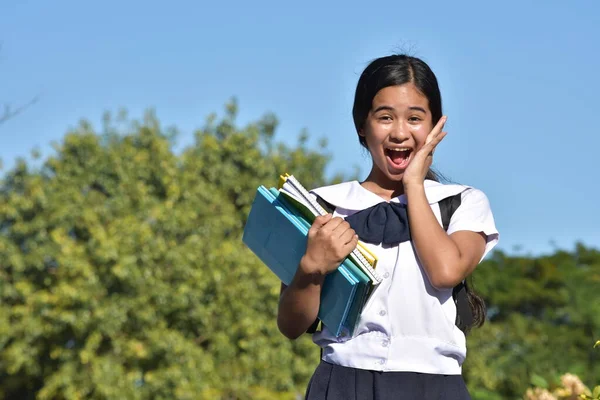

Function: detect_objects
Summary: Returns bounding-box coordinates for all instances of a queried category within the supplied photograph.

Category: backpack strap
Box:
[439,193,474,332]
[439,193,462,231]
[452,281,472,332]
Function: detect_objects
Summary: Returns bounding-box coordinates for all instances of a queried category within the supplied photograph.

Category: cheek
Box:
[364,124,389,145]
[413,125,431,150]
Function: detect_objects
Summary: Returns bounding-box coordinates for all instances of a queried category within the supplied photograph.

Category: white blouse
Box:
[309,179,499,375]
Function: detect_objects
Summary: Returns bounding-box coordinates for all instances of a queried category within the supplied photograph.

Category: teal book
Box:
[243,185,369,337]
[272,188,371,335]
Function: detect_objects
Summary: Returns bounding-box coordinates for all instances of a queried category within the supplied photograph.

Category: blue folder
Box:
[271,188,372,335]
[242,185,370,337]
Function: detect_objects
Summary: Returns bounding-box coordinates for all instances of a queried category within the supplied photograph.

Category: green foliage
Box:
[0,101,344,399]
[1,99,599,399]
[464,247,600,399]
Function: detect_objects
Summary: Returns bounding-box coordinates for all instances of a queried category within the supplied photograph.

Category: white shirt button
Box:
[379,310,386,316]
[382,340,389,347]
[378,359,386,365]
[383,272,390,279]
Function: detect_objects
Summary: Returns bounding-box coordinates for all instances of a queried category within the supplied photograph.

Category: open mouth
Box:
[385,147,412,169]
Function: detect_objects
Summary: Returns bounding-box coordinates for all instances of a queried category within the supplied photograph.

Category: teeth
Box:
[387,148,411,152]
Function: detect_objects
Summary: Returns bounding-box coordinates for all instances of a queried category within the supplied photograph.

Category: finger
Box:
[331,220,352,237]
[309,214,332,238]
[425,116,447,145]
[432,130,447,146]
[342,233,359,253]
[319,216,345,234]
[312,214,332,229]
[339,228,357,244]
[426,123,446,145]
[424,131,448,156]
[433,131,448,148]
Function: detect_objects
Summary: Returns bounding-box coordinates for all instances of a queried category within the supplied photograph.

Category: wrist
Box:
[295,256,327,286]
[403,181,425,195]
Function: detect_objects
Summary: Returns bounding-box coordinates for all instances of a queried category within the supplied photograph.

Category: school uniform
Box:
[304,179,499,400]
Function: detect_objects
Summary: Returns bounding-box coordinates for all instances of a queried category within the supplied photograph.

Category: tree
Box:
[464,246,600,399]
[0,100,346,399]
[1,99,598,399]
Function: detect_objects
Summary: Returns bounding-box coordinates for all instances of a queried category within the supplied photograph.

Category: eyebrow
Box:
[373,105,427,114]
[408,106,427,113]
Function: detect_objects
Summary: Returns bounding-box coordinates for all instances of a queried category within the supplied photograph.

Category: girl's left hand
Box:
[402,116,448,187]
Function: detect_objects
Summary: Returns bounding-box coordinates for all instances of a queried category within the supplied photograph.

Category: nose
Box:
[389,121,410,142]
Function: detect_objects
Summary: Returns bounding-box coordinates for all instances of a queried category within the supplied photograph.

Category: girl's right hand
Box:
[300,214,359,276]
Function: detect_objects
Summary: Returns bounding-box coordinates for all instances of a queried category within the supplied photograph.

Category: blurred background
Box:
[1,1,598,399]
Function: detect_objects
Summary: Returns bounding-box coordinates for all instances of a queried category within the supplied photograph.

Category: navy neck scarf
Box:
[345,202,411,246]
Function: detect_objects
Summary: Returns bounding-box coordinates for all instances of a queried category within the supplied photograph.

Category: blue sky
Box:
[1,0,599,256]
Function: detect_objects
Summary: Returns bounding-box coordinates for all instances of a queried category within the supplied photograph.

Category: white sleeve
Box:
[446,188,500,260]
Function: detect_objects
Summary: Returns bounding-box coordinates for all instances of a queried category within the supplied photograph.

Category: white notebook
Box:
[278,174,382,285]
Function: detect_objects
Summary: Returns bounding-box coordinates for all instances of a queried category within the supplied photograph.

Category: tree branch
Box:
[0,95,39,125]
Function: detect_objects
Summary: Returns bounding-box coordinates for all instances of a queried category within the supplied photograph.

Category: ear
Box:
[358,129,365,137]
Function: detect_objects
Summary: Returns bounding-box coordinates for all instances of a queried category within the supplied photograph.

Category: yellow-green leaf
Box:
[593,385,600,399]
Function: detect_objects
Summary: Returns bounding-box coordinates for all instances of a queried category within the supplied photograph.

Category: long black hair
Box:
[352,54,442,182]
[351,54,486,330]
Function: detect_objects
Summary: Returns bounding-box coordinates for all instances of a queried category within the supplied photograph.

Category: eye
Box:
[408,116,422,123]
[378,115,393,122]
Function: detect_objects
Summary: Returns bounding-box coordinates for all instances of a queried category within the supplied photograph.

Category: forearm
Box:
[405,183,464,289]
[277,258,324,339]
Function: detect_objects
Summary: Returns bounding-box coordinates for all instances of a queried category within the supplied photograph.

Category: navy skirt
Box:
[305,360,471,400]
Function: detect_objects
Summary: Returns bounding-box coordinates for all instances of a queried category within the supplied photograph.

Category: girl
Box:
[277,54,499,399]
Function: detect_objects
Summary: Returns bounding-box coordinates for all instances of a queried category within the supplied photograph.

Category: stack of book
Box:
[242,174,381,337]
